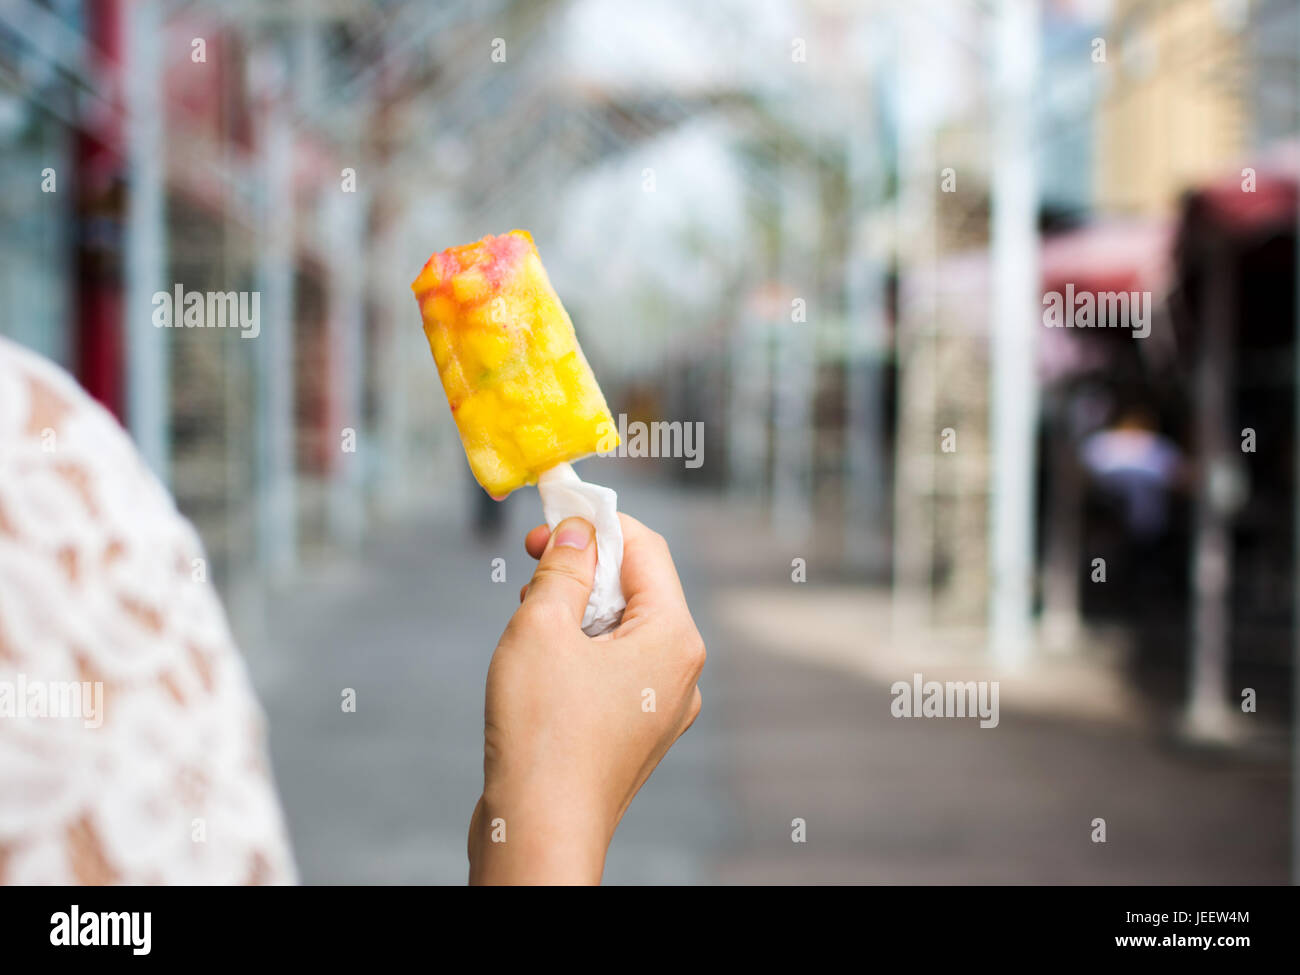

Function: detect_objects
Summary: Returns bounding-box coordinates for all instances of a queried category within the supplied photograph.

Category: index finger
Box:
[524,523,550,560]
[617,513,689,615]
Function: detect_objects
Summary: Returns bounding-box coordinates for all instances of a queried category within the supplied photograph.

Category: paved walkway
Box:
[244,465,1291,884]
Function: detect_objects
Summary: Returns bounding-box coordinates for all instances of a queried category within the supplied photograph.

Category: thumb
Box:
[522,517,596,625]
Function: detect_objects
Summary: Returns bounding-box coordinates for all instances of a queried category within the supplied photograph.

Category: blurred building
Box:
[1095,0,1251,216]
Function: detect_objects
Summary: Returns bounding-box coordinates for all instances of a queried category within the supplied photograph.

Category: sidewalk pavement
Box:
[243,465,1290,884]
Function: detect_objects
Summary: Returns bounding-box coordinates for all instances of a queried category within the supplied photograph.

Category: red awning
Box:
[1040,219,1173,298]
[1179,140,1300,240]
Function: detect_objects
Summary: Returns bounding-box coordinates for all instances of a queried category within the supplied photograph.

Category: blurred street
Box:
[248,465,1289,885]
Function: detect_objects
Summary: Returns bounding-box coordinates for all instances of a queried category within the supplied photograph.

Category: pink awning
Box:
[1040,219,1173,297]
[1180,140,1300,239]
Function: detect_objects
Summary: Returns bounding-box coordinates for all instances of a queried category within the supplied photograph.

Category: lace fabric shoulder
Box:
[0,337,297,884]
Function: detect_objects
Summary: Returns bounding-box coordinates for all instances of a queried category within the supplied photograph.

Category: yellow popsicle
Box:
[411,230,618,498]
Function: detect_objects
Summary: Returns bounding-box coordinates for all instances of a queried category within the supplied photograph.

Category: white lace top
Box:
[0,337,296,884]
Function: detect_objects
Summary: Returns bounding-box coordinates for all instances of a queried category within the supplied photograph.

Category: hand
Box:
[467,513,705,885]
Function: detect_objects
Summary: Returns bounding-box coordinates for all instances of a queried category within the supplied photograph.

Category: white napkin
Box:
[537,463,626,635]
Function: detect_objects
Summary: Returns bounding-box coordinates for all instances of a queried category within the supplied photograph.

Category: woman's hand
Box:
[467,513,705,884]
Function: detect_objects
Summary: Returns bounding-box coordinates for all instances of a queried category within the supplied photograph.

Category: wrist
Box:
[469,784,611,885]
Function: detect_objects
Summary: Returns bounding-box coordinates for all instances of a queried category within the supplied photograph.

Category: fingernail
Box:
[553,519,593,550]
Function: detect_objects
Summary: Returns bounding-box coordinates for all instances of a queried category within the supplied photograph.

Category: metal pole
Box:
[1185,243,1238,741]
[326,187,366,549]
[772,162,815,542]
[988,0,1040,668]
[891,10,937,638]
[844,80,887,572]
[376,221,408,514]
[727,314,767,502]
[256,81,296,577]
[1040,407,1083,652]
[124,0,167,482]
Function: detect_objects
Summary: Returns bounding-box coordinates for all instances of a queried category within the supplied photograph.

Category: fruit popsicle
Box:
[410,230,618,499]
